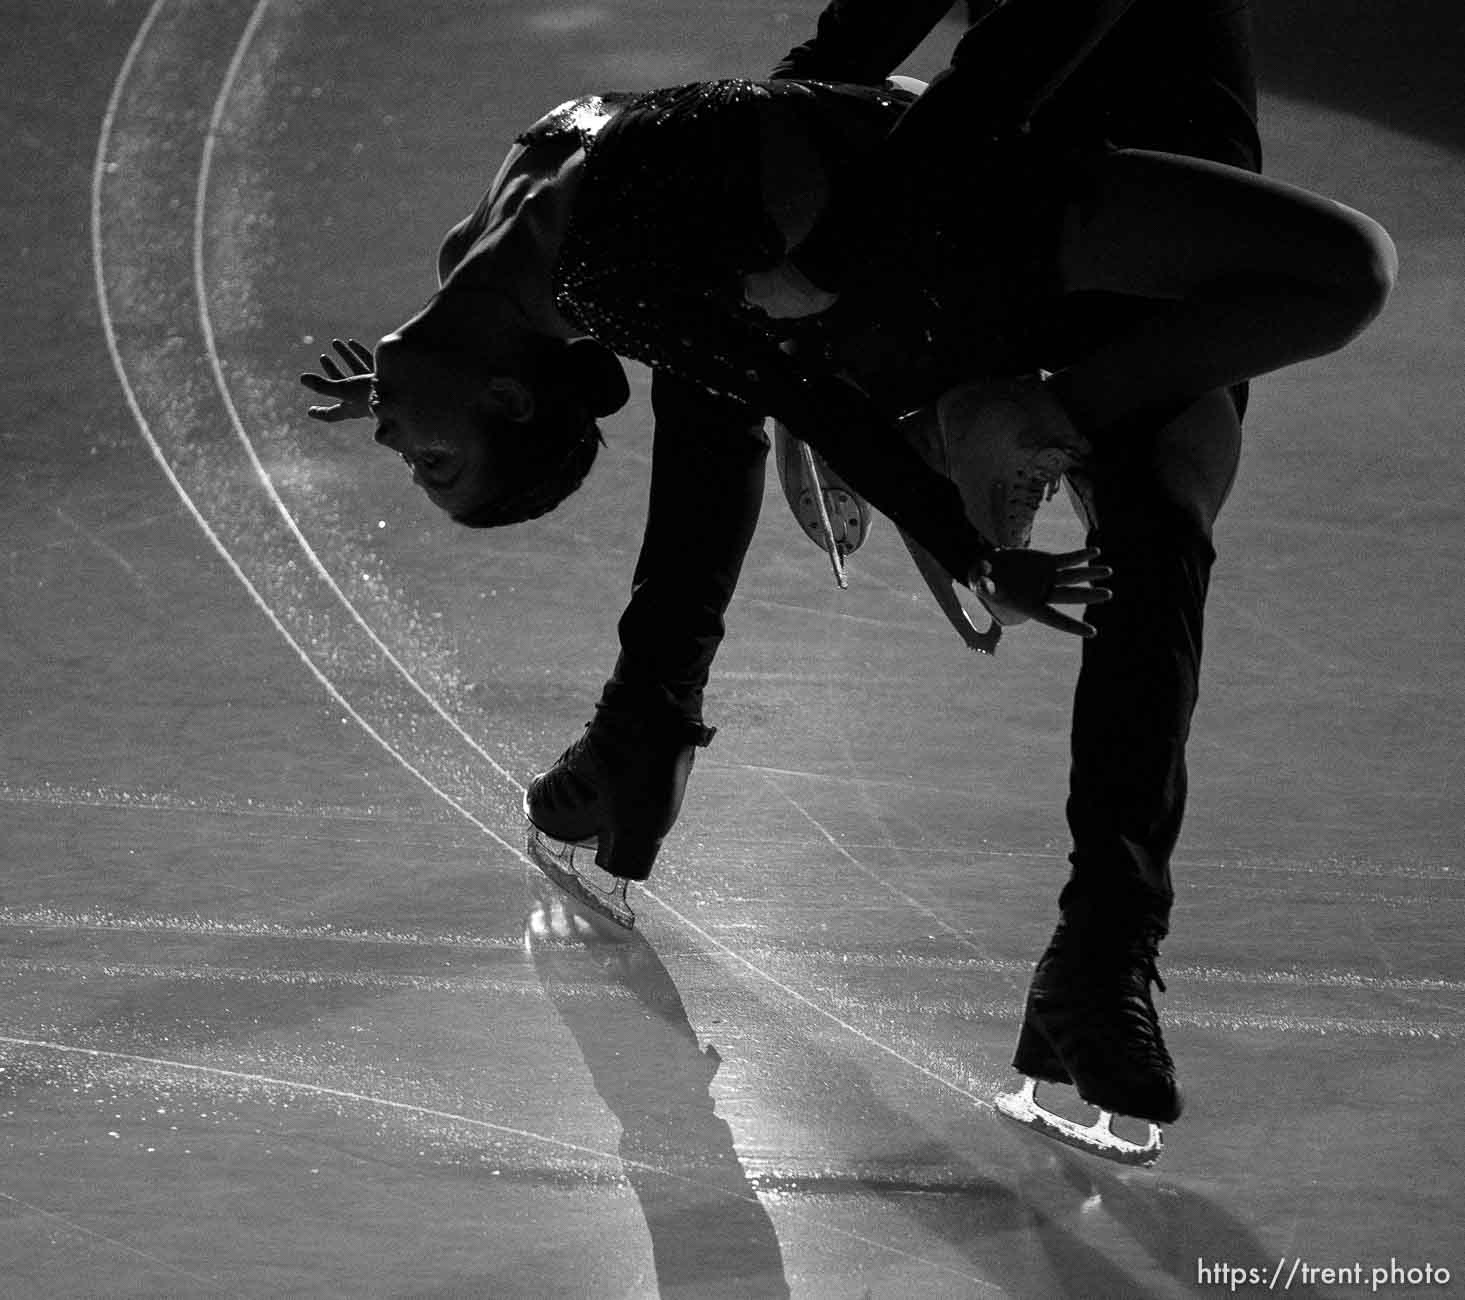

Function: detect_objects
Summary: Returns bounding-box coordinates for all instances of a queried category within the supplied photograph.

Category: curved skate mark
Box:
[736,593,937,635]
[2,955,616,1000]
[1178,1010,1465,1042]
[770,779,999,961]
[729,759,1042,801]
[657,793,1464,885]
[0,907,521,951]
[189,0,524,801]
[8,949,1458,1045]
[628,890,994,1108]
[773,653,993,1000]
[0,1035,994,1287]
[92,0,526,867]
[0,779,448,826]
[8,900,1461,1032]
[11,899,1464,998]
[1209,584,1363,672]
[53,506,159,600]
[0,1190,231,1294]
[798,946,1465,997]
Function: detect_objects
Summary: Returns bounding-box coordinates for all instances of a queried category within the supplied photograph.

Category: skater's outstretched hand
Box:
[973,547,1111,637]
[299,337,375,422]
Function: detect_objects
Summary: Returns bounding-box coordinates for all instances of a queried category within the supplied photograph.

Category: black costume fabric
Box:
[549,77,1067,583]
[778,0,1260,290]
[579,1,1262,929]
[510,0,1261,930]
[778,0,1262,935]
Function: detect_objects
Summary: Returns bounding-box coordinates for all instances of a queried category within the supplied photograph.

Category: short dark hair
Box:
[450,412,603,528]
[449,336,626,528]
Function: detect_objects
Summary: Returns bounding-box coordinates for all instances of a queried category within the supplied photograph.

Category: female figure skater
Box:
[305,79,1110,629]
[302,71,1389,645]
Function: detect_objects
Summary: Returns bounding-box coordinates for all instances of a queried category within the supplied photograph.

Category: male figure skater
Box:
[768,0,1264,1160]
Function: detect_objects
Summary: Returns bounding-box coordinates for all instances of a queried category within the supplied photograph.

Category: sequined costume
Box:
[510,2,1263,978]
[545,77,1038,584]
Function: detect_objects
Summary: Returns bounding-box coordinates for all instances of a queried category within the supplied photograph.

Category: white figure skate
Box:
[995,1078,1164,1167]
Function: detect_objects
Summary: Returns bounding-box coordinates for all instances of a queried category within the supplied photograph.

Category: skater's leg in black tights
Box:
[1049,148,1395,437]
[1060,386,1243,936]
[601,371,768,722]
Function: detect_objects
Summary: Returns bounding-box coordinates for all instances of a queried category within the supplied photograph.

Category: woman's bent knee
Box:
[1329,204,1397,342]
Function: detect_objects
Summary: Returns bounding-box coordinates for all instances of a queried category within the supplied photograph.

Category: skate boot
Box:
[893,378,1089,654]
[995,921,1179,1167]
[523,703,715,929]
[936,376,1091,556]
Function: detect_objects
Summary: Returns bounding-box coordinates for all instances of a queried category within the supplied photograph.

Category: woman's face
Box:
[370,335,496,516]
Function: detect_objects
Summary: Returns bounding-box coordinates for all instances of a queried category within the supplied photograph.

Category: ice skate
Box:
[523,704,715,929]
[774,420,871,589]
[994,1056,1165,1168]
[935,375,1090,555]
[995,921,1179,1167]
[897,527,1004,654]
[894,378,1089,653]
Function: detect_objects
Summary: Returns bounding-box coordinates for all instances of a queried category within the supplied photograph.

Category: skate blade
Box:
[995,1077,1163,1168]
[774,422,870,590]
[896,527,1002,655]
[525,823,636,929]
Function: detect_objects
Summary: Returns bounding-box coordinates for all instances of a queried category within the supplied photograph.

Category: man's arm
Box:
[775,0,1137,125]
[771,0,962,84]
[782,0,1139,291]
[939,0,1137,131]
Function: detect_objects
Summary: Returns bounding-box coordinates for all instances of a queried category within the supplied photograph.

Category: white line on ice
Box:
[189,0,526,803]
[768,779,1003,953]
[0,1189,233,1293]
[8,903,1465,1001]
[92,0,527,870]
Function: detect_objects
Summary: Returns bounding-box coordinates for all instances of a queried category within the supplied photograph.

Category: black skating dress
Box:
[541,78,1071,582]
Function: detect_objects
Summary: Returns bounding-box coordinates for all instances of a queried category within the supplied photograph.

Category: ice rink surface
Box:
[2,1,1462,1295]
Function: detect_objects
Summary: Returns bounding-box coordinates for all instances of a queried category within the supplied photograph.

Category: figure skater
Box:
[764,0,1394,1162]
[300,34,1392,1157]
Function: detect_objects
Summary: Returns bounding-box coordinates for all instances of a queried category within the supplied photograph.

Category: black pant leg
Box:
[1061,492,1214,936]
[602,371,769,722]
[1059,388,1243,937]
